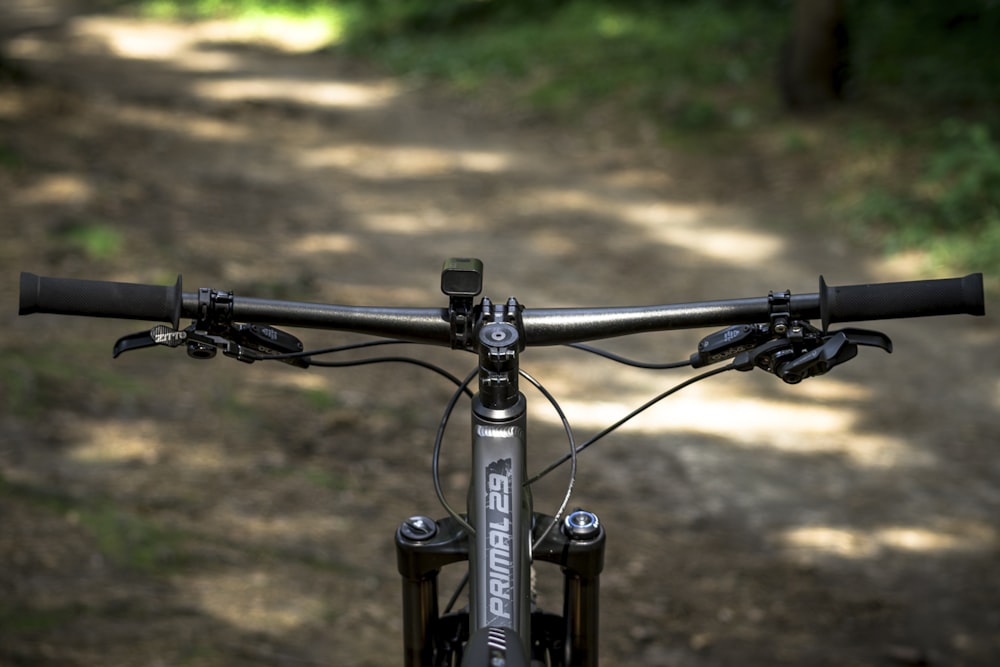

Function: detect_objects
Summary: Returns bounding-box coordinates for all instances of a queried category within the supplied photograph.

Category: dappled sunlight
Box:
[179,569,330,634]
[66,420,163,466]
[299,144,514,177]
[75,16,341,58]
[192,77,399,109]
[291,232,361,255]
[528,187,783,266]
[15,174,95,207]
[781,522,999,560]
[12,16,398,111]
[624,205,782,266]
[362,211,455,234]
[114,104,251,142]
[206,502,351,546]
[531,374,934,469]
[66,419,236,474]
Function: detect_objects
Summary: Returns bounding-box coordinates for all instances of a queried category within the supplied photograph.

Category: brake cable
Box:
[567,343,692,369]
[525,363,737,485]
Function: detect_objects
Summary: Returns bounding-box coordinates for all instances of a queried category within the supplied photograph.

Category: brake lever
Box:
[758,328,892,384]
[113,325,188,358]
[112,323,309,368]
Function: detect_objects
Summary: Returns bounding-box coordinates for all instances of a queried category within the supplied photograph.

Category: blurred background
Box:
[1,1,998,665]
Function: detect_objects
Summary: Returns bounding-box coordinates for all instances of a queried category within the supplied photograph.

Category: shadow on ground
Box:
[1,13,998,667]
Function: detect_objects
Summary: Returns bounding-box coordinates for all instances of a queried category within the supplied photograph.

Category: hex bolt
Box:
[563,509,601,540]
[400,515,438,541]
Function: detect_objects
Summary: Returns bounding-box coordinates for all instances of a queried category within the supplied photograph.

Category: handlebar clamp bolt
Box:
[399,516,438,542]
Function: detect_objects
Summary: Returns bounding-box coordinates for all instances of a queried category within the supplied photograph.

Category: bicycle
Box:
[18,260,985,666]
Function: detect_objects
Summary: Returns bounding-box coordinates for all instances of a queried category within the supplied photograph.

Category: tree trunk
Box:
[779,0,849,111]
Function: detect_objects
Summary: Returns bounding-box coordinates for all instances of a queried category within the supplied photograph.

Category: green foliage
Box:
[0,143,24,170]
[76,506,188,573]
[849,120,1000,273]
[0,604,82,633]
[926,121,1000,229]
[345,0,783,126]
[0,347,147,417]
[140,0,337,19]
[848,1,1000,109]
[0,478,187,574]
[54,222,124,260]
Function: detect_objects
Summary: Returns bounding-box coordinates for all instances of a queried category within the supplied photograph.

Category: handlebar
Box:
[18,271,985,346]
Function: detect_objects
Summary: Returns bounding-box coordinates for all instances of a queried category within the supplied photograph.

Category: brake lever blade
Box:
[776,328,891,384]
[112,330,158,358]
[112,325,189,358]
[838,327,893,353]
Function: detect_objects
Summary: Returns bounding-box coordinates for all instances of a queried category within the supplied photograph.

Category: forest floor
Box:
[1,14,998,667]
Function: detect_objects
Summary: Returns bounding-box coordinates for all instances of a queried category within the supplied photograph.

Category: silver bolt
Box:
[400,516,438,541]
[563,510,600,540]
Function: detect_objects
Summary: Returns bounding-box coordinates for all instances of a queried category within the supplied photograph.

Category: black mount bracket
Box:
[441,258,484,351]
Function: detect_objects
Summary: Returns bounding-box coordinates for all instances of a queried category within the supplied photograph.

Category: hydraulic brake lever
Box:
[112,323,309,368]
[732,327,891,384]
[694,319,891,383]
[113,325,188,358]
[773,328,891,383]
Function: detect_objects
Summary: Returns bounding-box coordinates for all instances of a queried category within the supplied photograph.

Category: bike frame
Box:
[395,308,606,666]
[395,410,605,667]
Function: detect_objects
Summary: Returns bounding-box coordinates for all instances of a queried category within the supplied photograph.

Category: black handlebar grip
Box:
[19,272,183,329]
[820,273,985,329]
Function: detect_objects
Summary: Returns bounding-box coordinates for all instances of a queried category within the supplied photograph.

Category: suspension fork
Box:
[395,510,606,667]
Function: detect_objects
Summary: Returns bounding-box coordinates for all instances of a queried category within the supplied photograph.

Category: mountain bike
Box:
[18,260,985,666]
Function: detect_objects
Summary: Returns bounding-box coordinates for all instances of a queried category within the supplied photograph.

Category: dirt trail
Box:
[1,15,998,667]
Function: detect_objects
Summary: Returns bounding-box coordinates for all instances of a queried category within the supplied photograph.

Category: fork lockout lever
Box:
[228,323,309,367]
[690,324,770,368]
